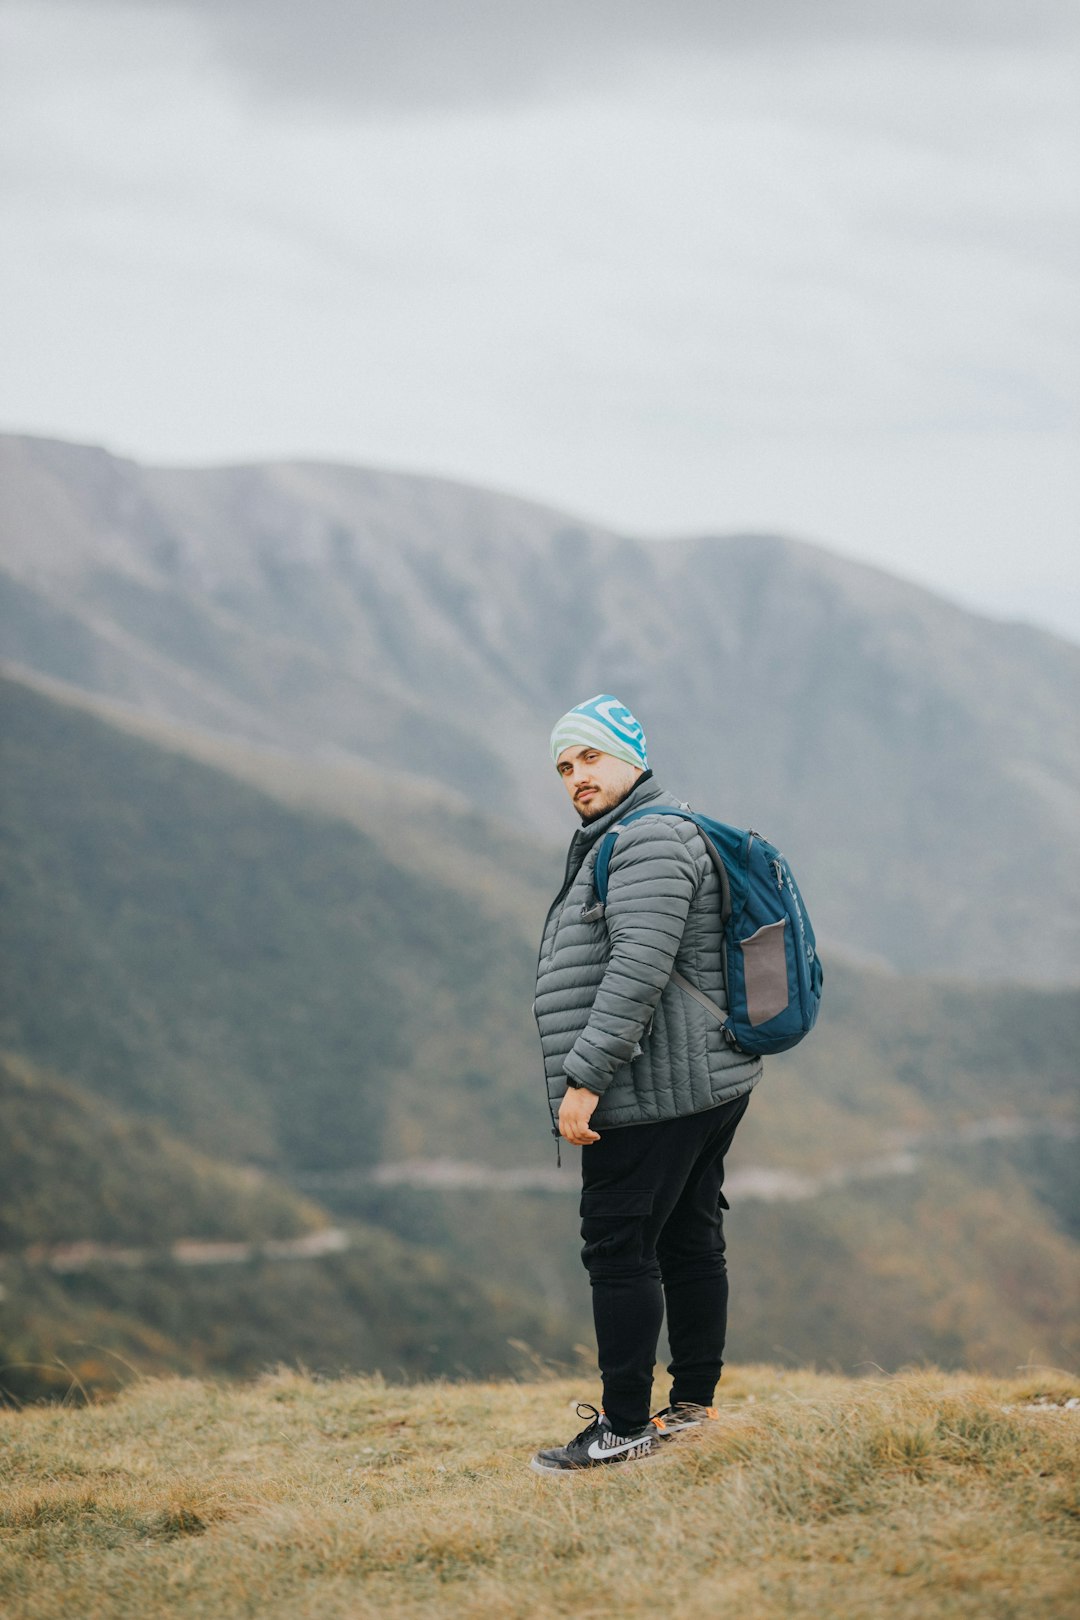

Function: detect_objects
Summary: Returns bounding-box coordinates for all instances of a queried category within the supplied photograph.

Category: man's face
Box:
[556,745,642,821]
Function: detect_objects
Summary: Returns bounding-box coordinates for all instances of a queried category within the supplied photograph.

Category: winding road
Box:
[6,1115,1071,1276]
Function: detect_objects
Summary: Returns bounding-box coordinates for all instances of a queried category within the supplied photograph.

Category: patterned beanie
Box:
[549,694,648,772]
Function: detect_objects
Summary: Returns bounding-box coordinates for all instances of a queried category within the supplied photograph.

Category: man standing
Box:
[531,695,761,1474]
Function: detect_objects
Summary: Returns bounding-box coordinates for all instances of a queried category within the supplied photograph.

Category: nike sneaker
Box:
[650,1403,720,1439]
[530,1403,659,1474]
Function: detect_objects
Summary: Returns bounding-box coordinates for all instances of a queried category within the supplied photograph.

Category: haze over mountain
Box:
[3,434,1078,983]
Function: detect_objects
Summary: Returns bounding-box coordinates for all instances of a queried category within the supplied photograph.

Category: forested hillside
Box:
[2,670,1077,1391]
[0,1051,578,1405]
[4,671,1077,1176]
[0,1053,322,1250]
[0,674,543,1168]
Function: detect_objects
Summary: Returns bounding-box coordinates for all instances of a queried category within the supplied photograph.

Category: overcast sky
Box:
[2,1,1078,638]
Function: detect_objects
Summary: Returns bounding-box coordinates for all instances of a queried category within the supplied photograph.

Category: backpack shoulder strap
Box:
[593,806,701,905]
[591,806,733,1033]
[593,807,667,904]
[593,805,733,924]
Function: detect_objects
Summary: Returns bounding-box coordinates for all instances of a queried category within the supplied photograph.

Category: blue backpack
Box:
[592,807,823,1056]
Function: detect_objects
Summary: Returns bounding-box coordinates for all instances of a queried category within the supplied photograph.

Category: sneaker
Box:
[650,1402,720,1440]
[530,1403,659,1475]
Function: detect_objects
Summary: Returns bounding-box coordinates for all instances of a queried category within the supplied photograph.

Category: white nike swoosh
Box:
[586,1435,649,1460]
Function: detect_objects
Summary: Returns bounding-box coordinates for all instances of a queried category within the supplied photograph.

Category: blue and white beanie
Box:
[550,694,648,772]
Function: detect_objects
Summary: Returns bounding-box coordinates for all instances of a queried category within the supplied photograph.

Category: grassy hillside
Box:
[2,669,1077,1390]
[0,674,543,1169]
[0,1052,325,1249]
[308,1134,1080,1379]
[3,669,1076,1178]
[1,1367,1077,1619]
[731,1154,1080,1373]
[5,666,561,937]
[0,1054,579,1405]
[0,1231,576,1408]
[6,1127,1077,1405]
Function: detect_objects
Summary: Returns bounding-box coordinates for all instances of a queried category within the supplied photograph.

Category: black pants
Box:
[579,1091,750,1435]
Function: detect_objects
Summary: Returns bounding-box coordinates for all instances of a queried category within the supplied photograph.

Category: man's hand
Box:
[559,1084,601,1145]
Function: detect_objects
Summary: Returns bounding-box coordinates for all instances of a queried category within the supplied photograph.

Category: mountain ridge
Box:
[8,431,1079,649]
[3,430,1079,983]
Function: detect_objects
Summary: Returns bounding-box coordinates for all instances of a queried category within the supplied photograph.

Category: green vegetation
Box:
[1,1367,1077,1618]
[0,1235,575,1408]
[3,670,1076,1178]
[732,1155,1080,1373]
[0,1053,324,1249]
[2,670,1078,1397]
[0,1056,578,1406]
[306,1138,1080,1380]
[0,674,542,1169]
[751,963,1079,1156]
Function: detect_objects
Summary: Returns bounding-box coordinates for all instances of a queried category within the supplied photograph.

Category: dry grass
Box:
[1,1365,1077,1619]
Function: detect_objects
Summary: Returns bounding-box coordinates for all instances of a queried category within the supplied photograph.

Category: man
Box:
[531,694,761,1474]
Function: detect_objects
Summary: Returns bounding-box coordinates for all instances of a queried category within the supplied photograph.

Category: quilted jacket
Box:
[534,774,762,1131]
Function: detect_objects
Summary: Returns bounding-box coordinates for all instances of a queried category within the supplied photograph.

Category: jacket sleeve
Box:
[562,817,699,1094]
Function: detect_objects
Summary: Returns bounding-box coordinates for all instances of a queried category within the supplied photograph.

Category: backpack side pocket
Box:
[739,918,789,1027]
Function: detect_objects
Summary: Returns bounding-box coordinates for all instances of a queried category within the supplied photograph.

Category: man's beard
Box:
[578,781,633,822]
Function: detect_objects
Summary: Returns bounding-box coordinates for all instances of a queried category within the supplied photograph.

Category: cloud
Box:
[1,0,1077,638]
[64,0,1080,114]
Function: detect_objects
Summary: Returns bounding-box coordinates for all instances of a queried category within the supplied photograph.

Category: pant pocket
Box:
[579,1188,654,1271]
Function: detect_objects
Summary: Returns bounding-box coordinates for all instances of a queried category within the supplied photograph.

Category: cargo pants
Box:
[579,1090,750,1434]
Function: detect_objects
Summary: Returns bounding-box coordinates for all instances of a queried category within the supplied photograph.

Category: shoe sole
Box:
[529,1449,662,1477]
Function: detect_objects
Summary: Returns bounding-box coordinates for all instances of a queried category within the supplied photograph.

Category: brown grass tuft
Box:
[0,1365,1076,1619]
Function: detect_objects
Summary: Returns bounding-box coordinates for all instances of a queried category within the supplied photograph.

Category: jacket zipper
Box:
[535,780,665,1153]
[536,836,587,973]
[537,835,586,1152]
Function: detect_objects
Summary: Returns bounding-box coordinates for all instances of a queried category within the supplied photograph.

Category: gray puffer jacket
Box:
[534,774,762,1130]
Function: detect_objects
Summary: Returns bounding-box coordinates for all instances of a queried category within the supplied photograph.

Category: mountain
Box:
[0,672,544,1170]
[0,1053,578,1404]
[3,434,1078,1389]
[3,670,1077,1181]
[1,669,1077,1384]
[3,432,1079,981]
[0,1052,322,1250]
